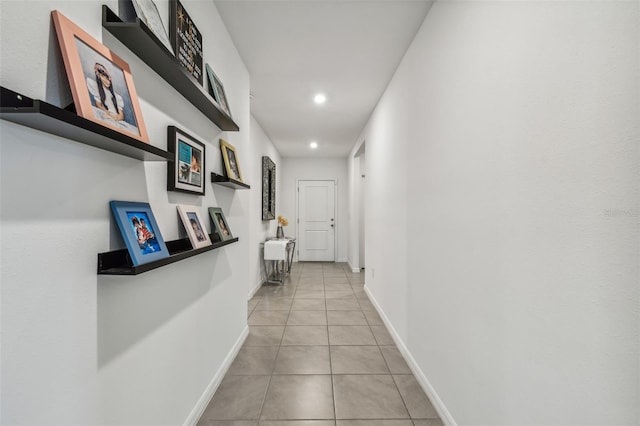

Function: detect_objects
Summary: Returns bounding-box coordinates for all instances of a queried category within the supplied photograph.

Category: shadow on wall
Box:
[97,253,231,367]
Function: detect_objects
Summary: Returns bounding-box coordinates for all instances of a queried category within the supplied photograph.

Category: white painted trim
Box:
[364,286,457,426]
[249,280,262,299]
[183,325,250,426]
[337,257,348,263]
[347,260,361,273]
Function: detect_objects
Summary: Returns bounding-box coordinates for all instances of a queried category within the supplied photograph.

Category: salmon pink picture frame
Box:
[52,10,149,143]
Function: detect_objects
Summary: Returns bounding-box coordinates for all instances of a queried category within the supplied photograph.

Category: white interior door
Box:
[298,180,335,262]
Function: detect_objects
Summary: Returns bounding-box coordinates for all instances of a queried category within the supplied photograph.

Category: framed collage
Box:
[167,126,205,195]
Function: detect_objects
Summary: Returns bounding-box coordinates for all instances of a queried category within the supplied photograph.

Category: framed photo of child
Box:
[52,10,149,143]
[176,205,211,249]
[219,139,243,183]
[208,207,233,241]
[167,126,206,195]
[109,201,169,266]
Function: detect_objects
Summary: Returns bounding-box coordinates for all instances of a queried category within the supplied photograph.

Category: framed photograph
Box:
[262,156,276,220]
[167,126,205,195]
[109,201,169,266]
[52,10,149,143]
[206,63,231,118]
[209,207,233,241]
[131,0,174,54]
[169,0,203,85]
[177,205,211,249]
[220,139,243,182]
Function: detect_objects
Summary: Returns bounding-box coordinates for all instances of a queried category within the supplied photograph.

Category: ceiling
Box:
[215,0,434,158]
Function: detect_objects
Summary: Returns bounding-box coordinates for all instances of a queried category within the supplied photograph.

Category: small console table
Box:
[262,237,296,285]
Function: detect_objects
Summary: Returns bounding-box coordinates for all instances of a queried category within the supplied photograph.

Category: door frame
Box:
[295,179,338,262]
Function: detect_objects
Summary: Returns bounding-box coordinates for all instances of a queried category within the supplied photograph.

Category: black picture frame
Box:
[169,0,203,85]
[167,126,205,196]
[262,156,276,220]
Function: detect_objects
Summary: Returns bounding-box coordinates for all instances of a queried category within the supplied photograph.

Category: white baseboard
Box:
[248,280,262,299]
[347,260,361,273]
[363,286,456,426]
[184,325,250,426]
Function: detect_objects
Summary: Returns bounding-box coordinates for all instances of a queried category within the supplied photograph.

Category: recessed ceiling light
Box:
[313,93,326,104]
[309,141,318,149]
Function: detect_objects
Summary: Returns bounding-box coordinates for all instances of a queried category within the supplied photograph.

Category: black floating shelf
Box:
[102,6,239,132]
[211,172,250,189]
[98,234,239,275]
[0,86,172,162]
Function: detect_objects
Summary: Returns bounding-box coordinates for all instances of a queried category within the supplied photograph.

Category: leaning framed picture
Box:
[109,201,169,266]
[209,207,233,241]
[131,0,174,54]
[220,139,243,182]
[169,0,203,84]
[177,205,211,249]
[206,64,231,118]
[167,126,205,195]
[52,10,149,143]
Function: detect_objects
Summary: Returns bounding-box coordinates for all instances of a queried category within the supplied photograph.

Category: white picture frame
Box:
[177,205,211,249]
[132,0,174,54]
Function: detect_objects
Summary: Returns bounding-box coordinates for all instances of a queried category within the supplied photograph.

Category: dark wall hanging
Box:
[169,0,203,85]
[262,156,276,220]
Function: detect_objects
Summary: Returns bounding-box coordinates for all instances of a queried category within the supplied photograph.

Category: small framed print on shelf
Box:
[176,205,211,249]
[130,0,174,54]
[109,201,169,266]
[167,126,205,196]
[209,207,233,241]
[206,64,231,118]
[52,10,149,143]
[219,139,243,183]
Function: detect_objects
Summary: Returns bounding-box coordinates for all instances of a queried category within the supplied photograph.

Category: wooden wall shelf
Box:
[211,172,250,189]
[98,235,239,275]
[0,86,171,162]
[102,6,239,132]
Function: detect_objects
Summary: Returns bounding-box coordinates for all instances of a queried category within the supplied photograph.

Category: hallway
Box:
[197,262,442,425]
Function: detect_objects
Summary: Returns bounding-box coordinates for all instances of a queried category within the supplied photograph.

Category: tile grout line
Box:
[324,267,340,423]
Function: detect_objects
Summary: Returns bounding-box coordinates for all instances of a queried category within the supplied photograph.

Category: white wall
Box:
[281,157,349,262]
[353,1,639,425]
[358,153,365,269]
[1,1,251,424]
[248,116,282,294]
[347,142,366,273]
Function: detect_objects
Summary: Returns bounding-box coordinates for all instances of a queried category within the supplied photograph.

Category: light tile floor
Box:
[197,262,443,426]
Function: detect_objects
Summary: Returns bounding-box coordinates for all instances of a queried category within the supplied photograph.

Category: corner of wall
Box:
[363,286,456,426]
[183,326,249,426]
